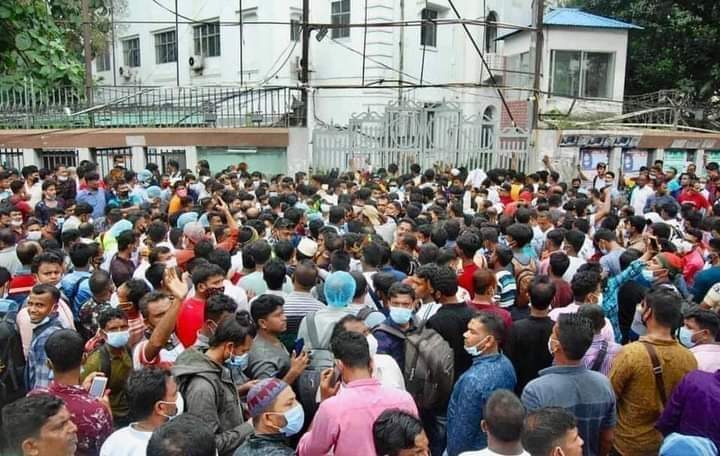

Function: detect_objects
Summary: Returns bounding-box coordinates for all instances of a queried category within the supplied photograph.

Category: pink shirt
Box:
[297,378,418,456]
[683,248,704,286]
[549,303,616,343]
[691,344,720,373]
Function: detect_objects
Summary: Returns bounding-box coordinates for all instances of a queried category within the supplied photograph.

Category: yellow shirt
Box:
[609,336,697,455]
[511,183,523,201]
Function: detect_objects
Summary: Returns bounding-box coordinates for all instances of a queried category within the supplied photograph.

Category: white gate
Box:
[312,101,531,174]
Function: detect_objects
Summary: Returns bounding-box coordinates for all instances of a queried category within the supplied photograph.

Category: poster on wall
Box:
[621,149,648,177]
[579,148,610,180]
[664,150,691,173]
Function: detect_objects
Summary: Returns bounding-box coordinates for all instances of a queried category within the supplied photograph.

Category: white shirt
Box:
[100,424,152,456]
[562,256,585,282]
[416,302,441,324]
[373,354,406,390]
[187,279,249,313]
[630,185,654,215]
[461,449,529,456]
[549,303,615,343]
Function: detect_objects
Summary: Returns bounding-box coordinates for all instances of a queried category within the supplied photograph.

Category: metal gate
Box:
[0,148,24,170]
[312,100,530,174]
[146,148,187,174]
[95,147,133,175]
[40,149,78,170]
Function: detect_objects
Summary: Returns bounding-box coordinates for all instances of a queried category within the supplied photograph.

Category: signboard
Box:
[663,149,690,173]
[621,149,648,177]
[580,148,610,180]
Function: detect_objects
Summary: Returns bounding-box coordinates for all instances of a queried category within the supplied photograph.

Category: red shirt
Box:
[470,301,513,334]
[457,262,479,299]
[551,277,574,309]
[30,381,113,456]
[176,297,205,348]
[678,189,710,210]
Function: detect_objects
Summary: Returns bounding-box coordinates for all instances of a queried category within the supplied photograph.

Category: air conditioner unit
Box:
[119,66,132,80]
[189,55,205,72]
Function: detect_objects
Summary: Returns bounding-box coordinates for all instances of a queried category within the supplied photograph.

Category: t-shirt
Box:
[600,248,625,276]
[427,303,475,383]
[82,345,133,420]
[460,450,529,456]
[247,335,291,379]
[504,316,554,393]
[176,297,206,348]
[99,424,153,456]
[132,335,185,370]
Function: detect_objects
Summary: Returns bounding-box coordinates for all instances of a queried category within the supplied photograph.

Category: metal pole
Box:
[81,0,95,126]
[239,0,243,86]
[530,0,544,131]
[398,0,405,104]
[301,0,310,127]
[175,0,180,86]
[111,0,117,86]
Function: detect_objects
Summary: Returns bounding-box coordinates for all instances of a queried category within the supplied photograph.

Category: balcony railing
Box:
[0,81,305,129]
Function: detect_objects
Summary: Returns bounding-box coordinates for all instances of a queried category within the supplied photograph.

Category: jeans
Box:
[421,409,447,456]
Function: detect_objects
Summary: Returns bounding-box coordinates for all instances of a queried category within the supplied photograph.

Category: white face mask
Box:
[26,231,42,241]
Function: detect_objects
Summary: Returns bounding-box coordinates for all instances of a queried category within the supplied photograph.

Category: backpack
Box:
[356,306,375,321]
[296,312,336,420]
[94,343,132,379]
[375,322,454,410]
[511,257,537,307]
[0,308,26,410]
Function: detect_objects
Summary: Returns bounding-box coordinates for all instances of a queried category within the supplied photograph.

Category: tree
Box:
[568,0,720,101]
[0,0,125,91]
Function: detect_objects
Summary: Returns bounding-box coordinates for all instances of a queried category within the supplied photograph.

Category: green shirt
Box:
[82,345,133,419]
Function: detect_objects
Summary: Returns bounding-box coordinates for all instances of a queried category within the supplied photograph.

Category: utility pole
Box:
[398,0,405,104]
[81,0,94,125]
[301,0,310,126]
[530,0,545,131]
[239,0,243,86]
[175,0,180,86]
[110,0,117,86]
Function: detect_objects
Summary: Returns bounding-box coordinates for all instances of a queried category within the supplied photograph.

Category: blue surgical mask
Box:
[678,326,698,348]
[389,307,413,325]
[227,352,249,370]
[276,403,305,437]
[105,330,129,348]
[640,268,655,286]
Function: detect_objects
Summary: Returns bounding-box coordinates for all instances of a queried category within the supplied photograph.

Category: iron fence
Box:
[95,147,134,176]
[0,148,25,171]
[146,148,187,174]
[40,149,79,170]
[0,80,305,129]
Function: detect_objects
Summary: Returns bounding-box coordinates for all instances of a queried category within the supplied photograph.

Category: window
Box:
[96,47,111,72]
[122,38,140,67]
[420,9,438,47]
[154,30,177,64]
[551,50,614,98]
[485,12,498,53]
[290,19,301,42]
[194,22,221,57]
[331,0,350,39]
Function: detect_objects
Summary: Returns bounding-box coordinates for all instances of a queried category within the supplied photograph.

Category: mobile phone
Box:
[89,376,108,399]
[649,236,660,251]
[331,366,342,386]
[293,338,305,356]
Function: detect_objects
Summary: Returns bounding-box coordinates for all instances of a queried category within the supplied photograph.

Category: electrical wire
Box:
[446,0,517,129]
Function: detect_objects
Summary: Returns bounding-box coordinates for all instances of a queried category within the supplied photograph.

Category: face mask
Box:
[10,220,22,227]
[159,393,184,420]
[600,247,609,255]
[110,293,120,308]
[274,403,305,437]
[678,326,698,348]
[389,307,413,325]
[366,334,378,357]
[105,330,130,348]
[58,175,68,182]
[36,316,51,326]
[640,268,655,285]
[205,286,225,298]
[227,352,249,370]
[164,258,178,269]
[26,231,41,241]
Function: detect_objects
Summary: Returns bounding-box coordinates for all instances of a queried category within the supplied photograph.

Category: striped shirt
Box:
[283,291,326,335]
[496,269,517,308]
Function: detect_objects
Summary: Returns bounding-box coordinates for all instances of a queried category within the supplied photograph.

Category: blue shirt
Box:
[26,317,63,390]
[76,188,107,219]
[522,364,617,456]
[690,266,720,304]
[373,319,410,370]
[60,271,92,316]
[447,353,517,456]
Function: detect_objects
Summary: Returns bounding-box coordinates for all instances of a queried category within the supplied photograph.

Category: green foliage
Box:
[567,0,720,100]
[0,0,124,91]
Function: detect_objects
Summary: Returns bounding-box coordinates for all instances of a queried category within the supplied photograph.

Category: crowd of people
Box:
[0,155,719,456]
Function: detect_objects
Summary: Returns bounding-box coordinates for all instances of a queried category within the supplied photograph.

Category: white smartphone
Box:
[89,376,108,399]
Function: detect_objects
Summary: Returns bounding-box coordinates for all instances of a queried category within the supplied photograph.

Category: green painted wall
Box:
[197,147,287,175]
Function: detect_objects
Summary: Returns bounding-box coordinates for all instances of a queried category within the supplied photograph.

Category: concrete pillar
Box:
[288,127,310,175]
[610,146,623,174]
[185,146,198,171]
[131,146,146,171]
[77,148,92,163]
[695,149,705,175]
[654,148,665,165]
[24,149,41,167]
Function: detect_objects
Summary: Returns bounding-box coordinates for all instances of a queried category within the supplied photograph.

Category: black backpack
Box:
[0,310,26,410]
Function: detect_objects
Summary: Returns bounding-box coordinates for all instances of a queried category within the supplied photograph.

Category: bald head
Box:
[293,260,318,291]
[246,207,260,219]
